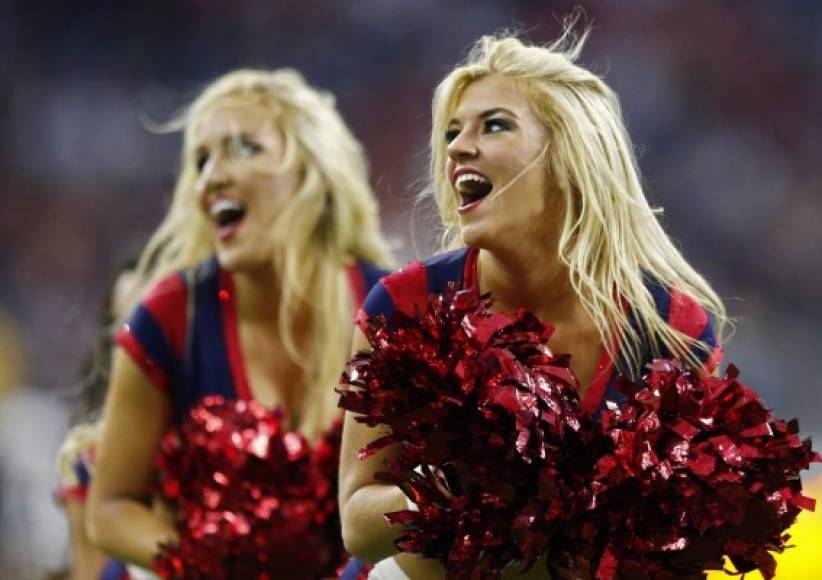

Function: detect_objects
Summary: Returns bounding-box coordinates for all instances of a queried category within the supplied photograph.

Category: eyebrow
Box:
[448,107,518,125]
[223,131,253,146]
[195,130,252,150]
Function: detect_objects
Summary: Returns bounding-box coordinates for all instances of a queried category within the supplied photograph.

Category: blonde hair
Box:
[132,69,392,440]
[428,28,728,373]
[57,422,98,487]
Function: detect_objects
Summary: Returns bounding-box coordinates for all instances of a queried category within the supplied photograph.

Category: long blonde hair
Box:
[428,28,727,373]
[132,69,392,439]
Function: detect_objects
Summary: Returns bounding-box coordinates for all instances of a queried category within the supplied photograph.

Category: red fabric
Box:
[463,247,480,296]
[115,328,171,391]
[382,261,429,317]
[219,270,251,401]
[669,288,724,375]
[346,264,367,308]
[668,288,708,339]
[705,346,725,375]
[580,349,615,416]
[354,308,369,333]
[55,484,88,504]
[140,274,188,359]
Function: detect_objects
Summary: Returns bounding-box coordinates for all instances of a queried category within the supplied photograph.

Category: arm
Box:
[56,425,108,579]
[86,347,177,567]
[340,327,554,578]
[338,326,409,563]
[64,500,108,580]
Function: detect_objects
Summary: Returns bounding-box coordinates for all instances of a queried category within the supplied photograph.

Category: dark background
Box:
[0,1,819,575]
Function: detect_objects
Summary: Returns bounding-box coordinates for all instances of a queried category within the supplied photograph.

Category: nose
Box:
[446,128,479,163]
[195,152,232,200]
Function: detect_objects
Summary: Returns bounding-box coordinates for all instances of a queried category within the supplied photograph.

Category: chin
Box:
[214,246,268,273]
[459,223,494,250]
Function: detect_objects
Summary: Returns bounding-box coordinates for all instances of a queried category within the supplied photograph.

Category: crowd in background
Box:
[0,0,820,575]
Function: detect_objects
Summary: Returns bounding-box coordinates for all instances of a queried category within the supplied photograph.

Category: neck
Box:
[231,264,281,323]
[478,240,581,325]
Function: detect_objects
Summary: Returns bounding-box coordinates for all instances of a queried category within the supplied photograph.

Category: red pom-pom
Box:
[339,286,587,578]
[552,360,820,580]
[342,286,819,580]
[152,397,347,579]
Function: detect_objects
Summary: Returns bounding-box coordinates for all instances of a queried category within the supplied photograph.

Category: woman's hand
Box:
[87,348,177,567]
[338,326,413,563]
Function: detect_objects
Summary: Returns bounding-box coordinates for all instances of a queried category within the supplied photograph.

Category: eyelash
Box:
[195,152,209,173]
[195,137,263,173]
[445,118,511,143]
[231,136,262,157]
[484,118,510,134]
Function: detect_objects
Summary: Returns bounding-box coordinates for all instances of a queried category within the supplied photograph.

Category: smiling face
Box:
[192,100,301,273]
[445,74,556,251]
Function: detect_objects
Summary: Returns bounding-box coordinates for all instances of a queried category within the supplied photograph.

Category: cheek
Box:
[255,174,298,214]
[500,170,545,217]
[445,158,456,179]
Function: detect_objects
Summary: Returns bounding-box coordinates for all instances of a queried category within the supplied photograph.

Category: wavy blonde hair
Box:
[428,28,728,373]
[131,69,393,439]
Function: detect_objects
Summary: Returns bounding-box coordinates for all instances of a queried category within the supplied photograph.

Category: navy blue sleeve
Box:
[360,279,396,319]
[358,262,389,295]
[424,247,470,295]
[122,305,178,376]
[692,315,718,364]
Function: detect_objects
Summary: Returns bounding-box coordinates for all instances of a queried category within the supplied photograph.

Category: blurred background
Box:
[1,0,820,576]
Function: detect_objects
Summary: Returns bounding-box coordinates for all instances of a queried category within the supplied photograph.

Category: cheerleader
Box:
[87,68,392,574]
[339,27,727,579]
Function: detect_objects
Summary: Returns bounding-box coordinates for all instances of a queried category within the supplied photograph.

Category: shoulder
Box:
[355,261,390,292]
[360,247,473,321]
[642,274,722,370]
[114,261,213,391]
[347,261,391,307]
[131,258,221,333]
[125,269,190,352]
[643,275,714,344]
[139,271,189,321]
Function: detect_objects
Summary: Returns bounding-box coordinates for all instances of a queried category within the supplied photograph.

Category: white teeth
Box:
[210,199,243,218]
[455,173,491,187]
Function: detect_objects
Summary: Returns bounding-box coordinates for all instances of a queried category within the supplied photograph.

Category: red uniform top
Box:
[359,246,722,417]
[115,257,387,422]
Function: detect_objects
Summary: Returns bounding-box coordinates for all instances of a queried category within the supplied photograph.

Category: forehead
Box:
[192,101,278,144]
[451,74,532,121]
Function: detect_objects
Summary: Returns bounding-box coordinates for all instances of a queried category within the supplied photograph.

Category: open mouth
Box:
[455,172,493,210]
[210,199,247,240]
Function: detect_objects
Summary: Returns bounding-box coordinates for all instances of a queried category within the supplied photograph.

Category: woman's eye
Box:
[195,151,209,173]
[484,118,511,134]
[231,135,263,158]
[445,128,460,143]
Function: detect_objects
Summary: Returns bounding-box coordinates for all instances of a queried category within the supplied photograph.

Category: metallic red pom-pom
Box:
[339,286,588,578]
[342,285,819,580]
[152,397,347,579]
[552,360,820,580]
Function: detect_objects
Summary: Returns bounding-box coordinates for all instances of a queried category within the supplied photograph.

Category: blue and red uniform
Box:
[116,256,386,418]
[357,246,723,418]
[108,256,385,580]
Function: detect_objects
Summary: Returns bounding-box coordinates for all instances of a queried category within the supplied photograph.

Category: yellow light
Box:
[706,475,822,579]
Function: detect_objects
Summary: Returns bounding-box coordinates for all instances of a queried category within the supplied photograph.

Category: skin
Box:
[340,74,601,578]
[448,75,603,390]
[64,499,109,579]
[192,103,306,412]
[87,101,309,566]
[193,103,300,274]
